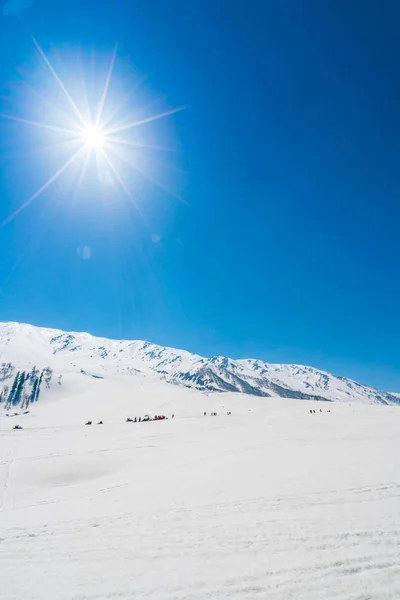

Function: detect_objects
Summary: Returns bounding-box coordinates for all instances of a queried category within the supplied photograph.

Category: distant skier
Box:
[172,414,174,419]
[97,421,103,425]
[85,421,92,425]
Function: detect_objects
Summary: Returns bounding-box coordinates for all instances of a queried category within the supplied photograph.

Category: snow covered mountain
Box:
[0,321,398,406]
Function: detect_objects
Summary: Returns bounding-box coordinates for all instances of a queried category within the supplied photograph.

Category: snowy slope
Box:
[0,321,399,406]
[1,389,400,600]
[1,324,400,598]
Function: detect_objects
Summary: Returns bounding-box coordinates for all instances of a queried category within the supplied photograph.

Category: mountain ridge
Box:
[0,321,398,406]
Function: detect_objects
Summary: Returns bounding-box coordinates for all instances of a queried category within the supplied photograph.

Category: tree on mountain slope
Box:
[43,366,53,389]
[35,371,43,402]
[28,366,40,383]
[0,384,9,403]
[0,362,14,381]
[22,393,30,410]
[29,376,39,406]
[6,371,20,409]
[13,371,27,406]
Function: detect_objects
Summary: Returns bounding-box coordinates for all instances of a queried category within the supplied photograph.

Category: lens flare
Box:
[0,38,185,227]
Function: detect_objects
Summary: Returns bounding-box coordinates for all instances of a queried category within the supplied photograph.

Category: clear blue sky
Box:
[0,0,399,390]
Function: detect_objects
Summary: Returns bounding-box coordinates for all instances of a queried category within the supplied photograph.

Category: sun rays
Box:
[0,37,185,227]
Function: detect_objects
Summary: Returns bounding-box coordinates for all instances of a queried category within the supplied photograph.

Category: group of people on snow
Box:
[13,411,235,431]
[126,414,168,423]
[84,414,169,425]
[84,411,235,425]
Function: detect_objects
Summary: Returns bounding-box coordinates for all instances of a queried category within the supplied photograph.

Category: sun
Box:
[81,125,106,151]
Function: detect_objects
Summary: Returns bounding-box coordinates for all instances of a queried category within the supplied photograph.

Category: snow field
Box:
[1,380,400,599]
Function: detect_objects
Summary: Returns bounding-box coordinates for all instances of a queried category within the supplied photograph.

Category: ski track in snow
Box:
[0,426,21,512]
[1,392,400,600]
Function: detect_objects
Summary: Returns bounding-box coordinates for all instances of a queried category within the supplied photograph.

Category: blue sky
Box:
[0,0,399,390]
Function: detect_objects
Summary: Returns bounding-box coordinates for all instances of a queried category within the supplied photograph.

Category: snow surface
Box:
[1,373,400,599]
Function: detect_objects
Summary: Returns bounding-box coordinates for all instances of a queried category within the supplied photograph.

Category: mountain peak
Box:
[0,321,398,406]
